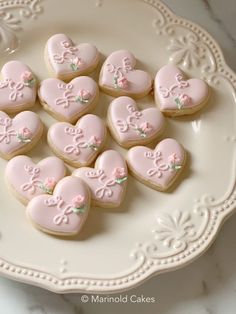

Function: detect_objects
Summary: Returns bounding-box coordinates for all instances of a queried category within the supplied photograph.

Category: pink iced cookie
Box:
[26,176,90,236]
[154,64,210,116]
[0,61,37,113]
[45,33,99,81]
[5,156,67,205]
[108,96,165,148]
[127,138,186,191]
[73,150,128,208]
[99,50,152,99]
[48,114,107,167]
[38,77,99,123]
[0,111,43,160]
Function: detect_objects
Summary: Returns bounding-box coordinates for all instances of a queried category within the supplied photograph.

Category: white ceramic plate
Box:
[0,0,235,294]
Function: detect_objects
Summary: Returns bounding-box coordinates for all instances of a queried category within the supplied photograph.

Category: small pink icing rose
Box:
[72,195,85,208]
[117,77,128,89]
[87,136,102,151]
[71,57,83,67]
[168,153,181,167]
[113,167,126,179]
[89,135,101,146]
[168,153,182,171]
[178,94,192,106]
[44,177,57,191]
[139,122,153,134]
[70,57,83,71]
[18,127,32,139]
[72,57,79,65]
[77,89,91,101]
[21,71,33,82]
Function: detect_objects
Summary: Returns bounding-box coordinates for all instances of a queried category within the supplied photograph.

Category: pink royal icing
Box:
[17,127,32,142]
[113,167,126,180]
[39,77,98,122]
[46,34,99,77]
[71,194,85,211]
[154,64,209,112]
[26,176,90,235]
[21,71,36,87]
[42,177,57,193]
[5,156,66,203]
[108,96,165,145]
[99,50,152,97]
[0,111,42,157]
[0,61,37,112]
[73,150,128,207]
[76,89,91,103]
[127,138,185,190]
[48,114,106,166]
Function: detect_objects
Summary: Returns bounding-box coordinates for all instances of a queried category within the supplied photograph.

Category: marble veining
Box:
[201,0,236,46]
[0,209,236,314]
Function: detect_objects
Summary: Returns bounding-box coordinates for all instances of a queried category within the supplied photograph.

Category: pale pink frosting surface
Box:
[39,77,98,120]
[73,150,128,206]
[154,64,209,110]
[0,61,36,111]
[99,50,152,95]
[47,33,99,76]
[0,111,42,155]
[5,156,66,202]
[127,138,185,189]
[108,96,165,144]
[26,176,90,234]
[48,114,106,165]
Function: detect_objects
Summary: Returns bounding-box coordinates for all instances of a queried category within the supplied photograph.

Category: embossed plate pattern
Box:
[0,0,235,293]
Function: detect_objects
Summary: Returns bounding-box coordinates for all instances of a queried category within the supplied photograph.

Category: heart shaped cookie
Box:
[38,77,99,123]
[26,176,90,236]
[0,61,37,113]
[48,114,107,167]
[5,156,66,205]
[99,50,152,99]
[45,33,99,81]
[73,150,128,208]
[154,64,209,116]
[0,111,43,160]
[108,96,165,148]
[127,138,186,191]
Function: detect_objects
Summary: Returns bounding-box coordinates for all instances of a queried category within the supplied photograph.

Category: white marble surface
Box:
[1,0,236,313]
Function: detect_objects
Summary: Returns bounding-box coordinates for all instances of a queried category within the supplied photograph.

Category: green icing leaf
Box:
[87,144,98,151]
[113,75,119,89]
[169,163,182,171]
[76,96,89,104]
[174,97,183,110]
[24,78,36,87]
[70,63,78,72]
[136,128,147,138]
[72,206,86,214]
[16,134,31,143]
[38,184,53,195]
[174,165,182,170]
[116,177,127,184]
